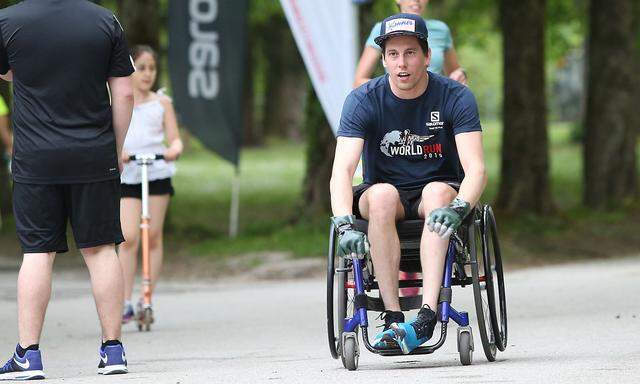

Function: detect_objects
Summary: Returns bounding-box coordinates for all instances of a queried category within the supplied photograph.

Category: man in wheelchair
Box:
[329,13,487,355]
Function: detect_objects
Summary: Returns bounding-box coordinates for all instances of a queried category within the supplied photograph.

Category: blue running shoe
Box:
[373,310,404,349]
[388,305,438,354]
[0,347,45,380]
[98,343,128,375]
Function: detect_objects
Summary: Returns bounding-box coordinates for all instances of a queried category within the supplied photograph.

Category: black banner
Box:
[168,0,247,165]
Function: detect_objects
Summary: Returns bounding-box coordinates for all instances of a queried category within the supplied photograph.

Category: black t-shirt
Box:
[337,72,482,190]
[0,0,135,184]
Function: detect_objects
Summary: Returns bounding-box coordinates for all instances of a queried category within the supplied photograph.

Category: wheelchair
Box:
[326,204,507,370]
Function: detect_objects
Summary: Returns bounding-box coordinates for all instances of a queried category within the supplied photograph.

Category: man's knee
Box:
[365,183,401,220]
[421,183,457,213]
[81,244,115,257]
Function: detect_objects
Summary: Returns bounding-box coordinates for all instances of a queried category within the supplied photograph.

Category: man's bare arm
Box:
[107,76,133,169]
[455,131,487,208]
[329,137,364,216]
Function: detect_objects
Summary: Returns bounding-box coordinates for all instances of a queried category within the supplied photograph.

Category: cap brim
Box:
[374,31,428,47]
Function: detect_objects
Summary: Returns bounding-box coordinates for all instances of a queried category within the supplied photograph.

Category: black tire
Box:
[483,205,508,351]
[326,225,339,359]
[469,210,497,362]
[458,330,473,366]
[341,337,359,371]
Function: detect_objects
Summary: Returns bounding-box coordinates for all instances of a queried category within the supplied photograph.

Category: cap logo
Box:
[385,18,416,33]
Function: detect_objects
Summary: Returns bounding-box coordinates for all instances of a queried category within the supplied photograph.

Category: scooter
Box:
[129,153,164,332]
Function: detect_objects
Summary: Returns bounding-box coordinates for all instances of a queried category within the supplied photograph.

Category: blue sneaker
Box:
[373,310,404,349]
[0,347,45,380]
[388,305,438,354]
[98,343,128,375]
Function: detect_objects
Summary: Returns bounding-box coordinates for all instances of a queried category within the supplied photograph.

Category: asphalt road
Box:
[0,256,639,383]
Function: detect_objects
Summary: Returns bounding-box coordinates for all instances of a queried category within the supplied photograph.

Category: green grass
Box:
[163,121,640,265]
[165,138,324,259]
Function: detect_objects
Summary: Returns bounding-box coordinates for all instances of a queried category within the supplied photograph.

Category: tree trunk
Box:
[496,0,554,214]
[116,0,161,84]
[262,15,307,141]
[116,0,159,51]
[583,0,638,207]
[300,87,336,216]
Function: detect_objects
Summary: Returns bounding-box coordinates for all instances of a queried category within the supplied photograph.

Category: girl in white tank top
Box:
[118,45,184,323]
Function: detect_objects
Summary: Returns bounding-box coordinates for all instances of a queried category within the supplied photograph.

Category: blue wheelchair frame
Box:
[341,233,470,356]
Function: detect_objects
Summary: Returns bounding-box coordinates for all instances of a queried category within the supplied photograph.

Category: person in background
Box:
[354,0,467,88]
[118,45,183,325]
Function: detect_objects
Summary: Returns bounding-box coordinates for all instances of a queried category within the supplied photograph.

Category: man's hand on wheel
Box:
[427,197,471,238]
[331,215,370,257]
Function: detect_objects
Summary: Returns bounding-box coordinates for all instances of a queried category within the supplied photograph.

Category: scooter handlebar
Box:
[128,154,165,161]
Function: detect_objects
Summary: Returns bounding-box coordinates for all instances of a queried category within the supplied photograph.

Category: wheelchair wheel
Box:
[327,225,340,359]
[327,225,351,360]
[469,210,497,362]
[483,205,508,351]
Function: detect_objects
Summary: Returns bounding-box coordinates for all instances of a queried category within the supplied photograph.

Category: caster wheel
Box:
[458,327,474,366]
[137,307,153,332]
[143,307,153,332]
[341,334,359,371]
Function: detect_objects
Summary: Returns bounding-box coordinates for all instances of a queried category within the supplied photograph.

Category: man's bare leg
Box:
[81,244,123,342]
[18,253,56,347]
[418,182,457,310]
[359,183,405,312]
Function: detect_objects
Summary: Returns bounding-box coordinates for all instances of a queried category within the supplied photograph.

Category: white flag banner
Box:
[279,0,358,134]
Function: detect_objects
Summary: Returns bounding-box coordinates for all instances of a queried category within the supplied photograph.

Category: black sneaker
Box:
[381,310,405,330]
[373,310,405,349]
[412,305,438,340]
[389,304,438,354]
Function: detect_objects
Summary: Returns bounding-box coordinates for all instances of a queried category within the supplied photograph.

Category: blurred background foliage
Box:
[0,0,637,267]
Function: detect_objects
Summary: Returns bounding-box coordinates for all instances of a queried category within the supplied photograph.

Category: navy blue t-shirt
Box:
[337,72,481,190]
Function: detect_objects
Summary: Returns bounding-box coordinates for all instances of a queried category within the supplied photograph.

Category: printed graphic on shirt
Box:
[426,111,444,130]
[379,129,443,159]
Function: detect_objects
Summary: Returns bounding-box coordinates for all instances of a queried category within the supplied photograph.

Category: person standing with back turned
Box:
[0,0,135,380]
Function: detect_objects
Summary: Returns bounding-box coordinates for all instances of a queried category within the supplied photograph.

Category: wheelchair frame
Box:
[326,204,507,370]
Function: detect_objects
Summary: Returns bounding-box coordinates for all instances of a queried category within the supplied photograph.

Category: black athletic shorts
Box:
[120,178,174,199]
[352,181,461,220]
[13,179,124,254]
